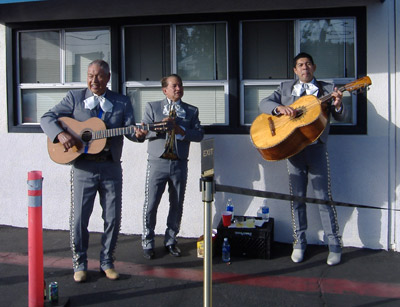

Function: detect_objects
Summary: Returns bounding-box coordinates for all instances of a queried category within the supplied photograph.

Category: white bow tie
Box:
[162,102,186,118]
[292,82,319,97]
[84,95,113,112]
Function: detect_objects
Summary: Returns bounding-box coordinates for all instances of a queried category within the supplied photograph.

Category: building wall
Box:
[0,0,399,251]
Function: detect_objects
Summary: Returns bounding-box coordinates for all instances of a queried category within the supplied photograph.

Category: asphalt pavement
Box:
[1,225,400,307]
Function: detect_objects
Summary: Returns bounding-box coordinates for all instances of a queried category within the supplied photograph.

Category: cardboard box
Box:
[197,230,217,258]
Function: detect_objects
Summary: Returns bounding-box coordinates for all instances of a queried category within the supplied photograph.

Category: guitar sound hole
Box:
[295,107,305,119]
[81,130,92,142]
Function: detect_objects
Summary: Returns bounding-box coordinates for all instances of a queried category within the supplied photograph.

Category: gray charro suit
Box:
[260,78,346,253]
[142,98,204,250]
[41,88,142,272]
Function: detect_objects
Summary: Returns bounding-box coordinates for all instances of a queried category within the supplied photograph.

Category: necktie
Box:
[96,95,113,112]
[292,83,319,97]
[162,102,186,118]
[302,83,319,96]
[84,95,113,112]
[300,84,307,96]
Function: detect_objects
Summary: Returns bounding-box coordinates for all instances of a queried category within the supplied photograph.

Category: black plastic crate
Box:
[216,216,274,259]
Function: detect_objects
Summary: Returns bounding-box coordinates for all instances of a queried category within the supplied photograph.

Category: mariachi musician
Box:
[140,74,204,260]
[41,60,146,282]
[259,52,345,266]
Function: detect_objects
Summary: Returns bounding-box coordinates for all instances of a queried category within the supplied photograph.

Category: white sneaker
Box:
[291,249,305,263]
[327,252,341,266]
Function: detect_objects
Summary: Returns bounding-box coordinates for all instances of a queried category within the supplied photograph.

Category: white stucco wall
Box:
[0,0,399,251]
[394,0,400,253]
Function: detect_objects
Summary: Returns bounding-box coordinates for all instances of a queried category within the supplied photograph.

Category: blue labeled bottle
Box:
[226,198,234,221]
[257,199,270,222]
[222,237,231,263]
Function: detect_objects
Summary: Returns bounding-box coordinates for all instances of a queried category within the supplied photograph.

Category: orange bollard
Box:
[27,171,44,307]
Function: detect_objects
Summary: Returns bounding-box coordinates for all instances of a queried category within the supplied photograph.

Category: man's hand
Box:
[57,131,80,152]
[275,105,298,118]
[331,87,343,111]
[134,124,148,139]
[162,117,185,136]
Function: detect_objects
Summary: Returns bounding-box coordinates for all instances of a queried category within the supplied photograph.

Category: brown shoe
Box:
[73,271,87,283]
[102,268,119,280]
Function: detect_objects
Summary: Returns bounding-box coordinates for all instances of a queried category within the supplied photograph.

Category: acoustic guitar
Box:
[47,117,171,164]
[250,76,372,161]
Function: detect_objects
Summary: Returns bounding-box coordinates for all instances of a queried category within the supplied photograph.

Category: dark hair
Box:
[88,59,110,75]
[293,52,314,68]
[161,74,183,88]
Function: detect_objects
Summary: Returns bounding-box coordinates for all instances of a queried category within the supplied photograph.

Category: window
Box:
[17,28,111,125]
[123,23,228,125]
[8,8,365,134]
[176,24,227,81]
[241,18,359,129]
[19,31,60,84]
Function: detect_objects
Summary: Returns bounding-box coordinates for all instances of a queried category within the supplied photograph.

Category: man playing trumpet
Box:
[139,74,204,259]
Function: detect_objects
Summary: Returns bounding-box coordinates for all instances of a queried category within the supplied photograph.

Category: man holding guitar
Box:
[259,53,345,266]
[41,60,147,282]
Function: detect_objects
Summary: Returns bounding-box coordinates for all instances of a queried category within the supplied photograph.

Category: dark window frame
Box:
[6,7,366,135]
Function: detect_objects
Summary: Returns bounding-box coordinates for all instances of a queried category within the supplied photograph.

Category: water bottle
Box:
[222,237,231,263]
[226,198,234,221]
[257,199,270,222]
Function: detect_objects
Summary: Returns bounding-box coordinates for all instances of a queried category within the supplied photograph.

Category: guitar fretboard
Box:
[91,123,166,140]
[93,126,136,140]
[319,77,371,104]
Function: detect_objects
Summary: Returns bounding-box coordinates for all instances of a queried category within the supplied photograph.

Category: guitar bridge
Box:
[268,117,276,136]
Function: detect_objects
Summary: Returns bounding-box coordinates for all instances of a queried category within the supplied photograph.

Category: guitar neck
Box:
[92,126,135,140]
[92,123,158,140]
[319,85,348,105]
[319,76,371,104]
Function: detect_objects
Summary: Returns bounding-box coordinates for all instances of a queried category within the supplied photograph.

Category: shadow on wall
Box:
[212,135,292,243]
[212,135,261,223]
[329,100,389,250]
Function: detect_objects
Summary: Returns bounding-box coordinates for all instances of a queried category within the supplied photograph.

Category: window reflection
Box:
[20,31,60,83]
[124,26,171,81]
[65,30,110,82]
[242,18,357,126]
[18,29,111,125]
[300,19,355,78]
[176,24,226,80]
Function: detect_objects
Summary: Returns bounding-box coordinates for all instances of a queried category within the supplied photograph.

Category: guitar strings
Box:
[93,126,135,140]
[263,99,322,131]
[252,77,371,147]
[92,122,168,140]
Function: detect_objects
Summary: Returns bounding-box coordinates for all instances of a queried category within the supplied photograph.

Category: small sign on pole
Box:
[201,138,214,178]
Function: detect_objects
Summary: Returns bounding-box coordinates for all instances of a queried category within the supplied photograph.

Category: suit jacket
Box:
[142,98,204,160]
[259,78,347,143]
[40,88,142,162]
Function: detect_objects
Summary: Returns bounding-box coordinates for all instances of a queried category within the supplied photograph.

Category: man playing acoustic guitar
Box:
[259,52,345,265]
[41,60,147,282]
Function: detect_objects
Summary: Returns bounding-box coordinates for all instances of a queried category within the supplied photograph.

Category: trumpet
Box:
[163,104,178,159]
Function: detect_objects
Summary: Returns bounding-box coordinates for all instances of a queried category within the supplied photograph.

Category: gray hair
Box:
[88,59,110,75]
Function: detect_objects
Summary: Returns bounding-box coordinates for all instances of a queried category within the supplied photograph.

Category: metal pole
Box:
[201,176,214,307]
